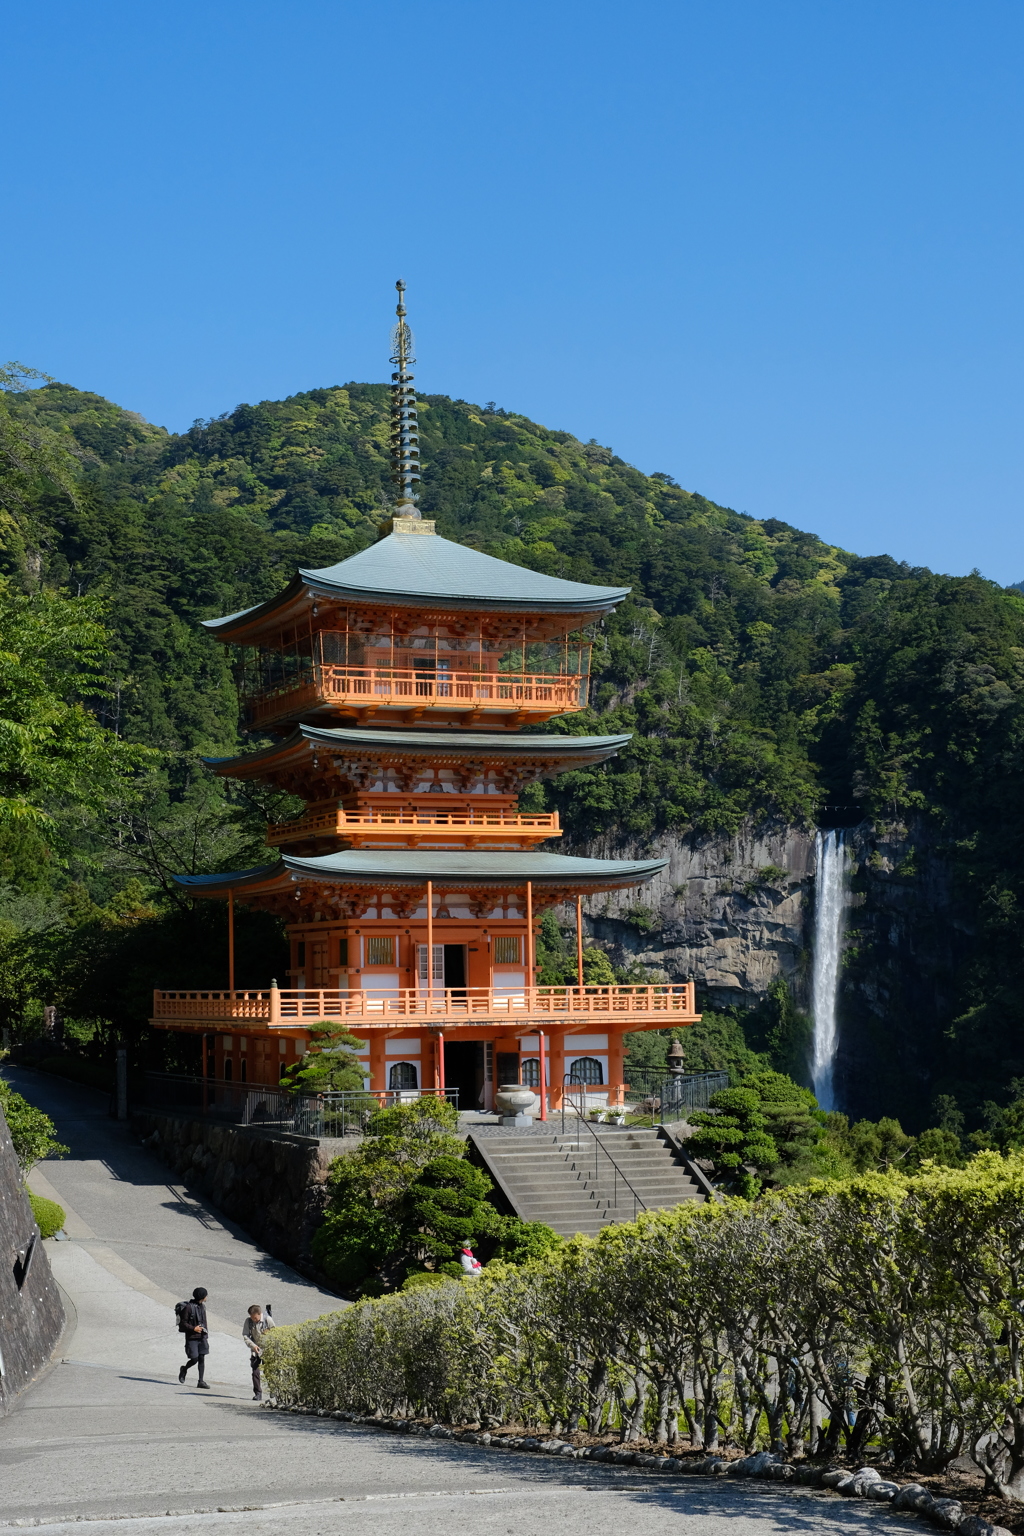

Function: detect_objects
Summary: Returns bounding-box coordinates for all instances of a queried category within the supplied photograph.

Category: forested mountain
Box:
[3,374,1024,1131]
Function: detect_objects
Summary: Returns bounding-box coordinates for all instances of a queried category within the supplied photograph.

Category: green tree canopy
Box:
[279,1023,366,1094]
[0,580,151,834]
[688,1087,778,1197]
[0,1071,68,1173]
[398,1155,500,1264]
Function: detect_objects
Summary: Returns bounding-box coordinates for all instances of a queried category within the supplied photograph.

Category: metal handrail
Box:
[558,1079,647,1223]
[623,1068,729,1122]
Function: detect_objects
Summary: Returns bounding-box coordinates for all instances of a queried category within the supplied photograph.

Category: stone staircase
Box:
[468,1125,709,1239]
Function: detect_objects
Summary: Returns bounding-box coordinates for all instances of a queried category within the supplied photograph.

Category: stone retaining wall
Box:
[130,1110,352,1271]
[0,1106,64,1414]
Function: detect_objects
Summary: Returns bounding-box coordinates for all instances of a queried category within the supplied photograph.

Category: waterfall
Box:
[811,829,847,1111]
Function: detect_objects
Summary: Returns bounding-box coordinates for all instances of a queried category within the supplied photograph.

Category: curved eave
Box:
[200,532,630,643]
[203,726,633,779]
[201,574,308,642]
[172,863,283,894]
[172,850,665,895]
[295,574,629,618]
[202,580,625,644]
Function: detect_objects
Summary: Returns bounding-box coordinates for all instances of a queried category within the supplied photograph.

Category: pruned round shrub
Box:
[402,1271,457,1291]
[29,1190,65,1238]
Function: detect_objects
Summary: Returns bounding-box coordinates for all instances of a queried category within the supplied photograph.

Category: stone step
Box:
[468,1127,706,1238]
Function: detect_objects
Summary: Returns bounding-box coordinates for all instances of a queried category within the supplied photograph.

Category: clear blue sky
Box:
[4,1,1024,581]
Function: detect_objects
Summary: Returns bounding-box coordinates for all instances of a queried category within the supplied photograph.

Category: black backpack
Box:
[175,1300,193,1333]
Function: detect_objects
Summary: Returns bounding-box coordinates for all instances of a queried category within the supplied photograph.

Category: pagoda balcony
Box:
[243,665,588,730]
[265,806,562,850]
[151,981,699,1031]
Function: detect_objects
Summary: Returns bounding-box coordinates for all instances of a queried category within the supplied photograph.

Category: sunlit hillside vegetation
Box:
[4,371,1024,1131]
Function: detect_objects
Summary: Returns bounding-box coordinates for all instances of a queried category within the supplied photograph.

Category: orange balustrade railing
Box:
[243,666,588,727]
[151,982,699,1027]
[266,807,562,847]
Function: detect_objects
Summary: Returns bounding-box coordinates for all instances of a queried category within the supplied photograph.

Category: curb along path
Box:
[269,1406,1011,1536]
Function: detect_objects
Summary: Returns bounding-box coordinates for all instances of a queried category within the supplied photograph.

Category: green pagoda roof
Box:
[204,724,632,777]
[173,848,665,893]
[203,526,629,637]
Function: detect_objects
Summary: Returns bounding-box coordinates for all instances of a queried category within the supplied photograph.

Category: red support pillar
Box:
[538,1030,547,1121]
[227,890,235,994]
[608,1032,626,1109]
[426,880,434,1002]
[369,1034,387,1101]
[526,881,534,1002]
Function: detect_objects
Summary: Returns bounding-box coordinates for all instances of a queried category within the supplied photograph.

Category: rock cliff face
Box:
[836,820,966,1126]
[578,823,817,1009]
[571,817,965,1129]
[0,1107,65,1413]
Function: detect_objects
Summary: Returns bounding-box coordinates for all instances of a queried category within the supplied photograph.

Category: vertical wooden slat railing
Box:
[151,981,698,1026]
[243,665,588,727]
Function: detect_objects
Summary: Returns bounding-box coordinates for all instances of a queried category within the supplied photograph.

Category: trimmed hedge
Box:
[262,1154,1024,1497]
[29,1190,65,1238]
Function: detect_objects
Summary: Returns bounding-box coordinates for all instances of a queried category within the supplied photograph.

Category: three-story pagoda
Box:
[151,284,699,1108]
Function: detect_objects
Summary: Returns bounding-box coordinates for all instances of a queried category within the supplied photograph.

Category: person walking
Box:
[178,1286,211,1389]
[242,1304,275,1401]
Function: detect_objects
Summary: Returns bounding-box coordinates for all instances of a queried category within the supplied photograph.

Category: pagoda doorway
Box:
[442,944,466,993]
[444,1039,483,1112]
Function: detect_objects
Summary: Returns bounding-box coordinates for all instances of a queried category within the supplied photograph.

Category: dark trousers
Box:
[250,1352,262,1398]
[183,1337,208,1381]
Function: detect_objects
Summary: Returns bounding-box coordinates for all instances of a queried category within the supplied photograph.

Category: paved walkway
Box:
[0,1069,917,1536]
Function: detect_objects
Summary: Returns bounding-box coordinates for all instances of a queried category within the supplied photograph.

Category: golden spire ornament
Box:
[390,280,421,515]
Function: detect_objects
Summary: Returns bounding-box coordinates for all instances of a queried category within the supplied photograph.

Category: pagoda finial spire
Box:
[390,279,421,516]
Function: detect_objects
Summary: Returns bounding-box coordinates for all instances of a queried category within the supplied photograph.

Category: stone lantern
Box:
[666,1039,686,1076]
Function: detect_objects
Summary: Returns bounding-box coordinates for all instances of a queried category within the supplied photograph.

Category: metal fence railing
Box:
[135,1073,458,1139]
[623,1069,729,1122]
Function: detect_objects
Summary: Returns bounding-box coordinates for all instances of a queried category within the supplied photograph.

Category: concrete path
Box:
[0,1069,918,1536]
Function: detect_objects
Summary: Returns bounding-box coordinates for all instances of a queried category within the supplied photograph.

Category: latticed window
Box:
[521,1057,540,1088]
[367,936,395,965]
[389,1061,418,1090]
[494,935,521,964]
[569,1057,604,1085]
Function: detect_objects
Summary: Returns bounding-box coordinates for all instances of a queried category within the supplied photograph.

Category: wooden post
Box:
[576,894,584,1002]
[227,890,235,994]
[116,1048,128,1121]
[538,1030,547,1121]
[437,1031,446,1100]
[426,880,433,1003]
[369,1034,387,1100]
[608,1032,626,1110]
[526,881,534,1005]
[548,1032,565,1113]
[201,1033,209,1113]
[269,978,280,1024]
